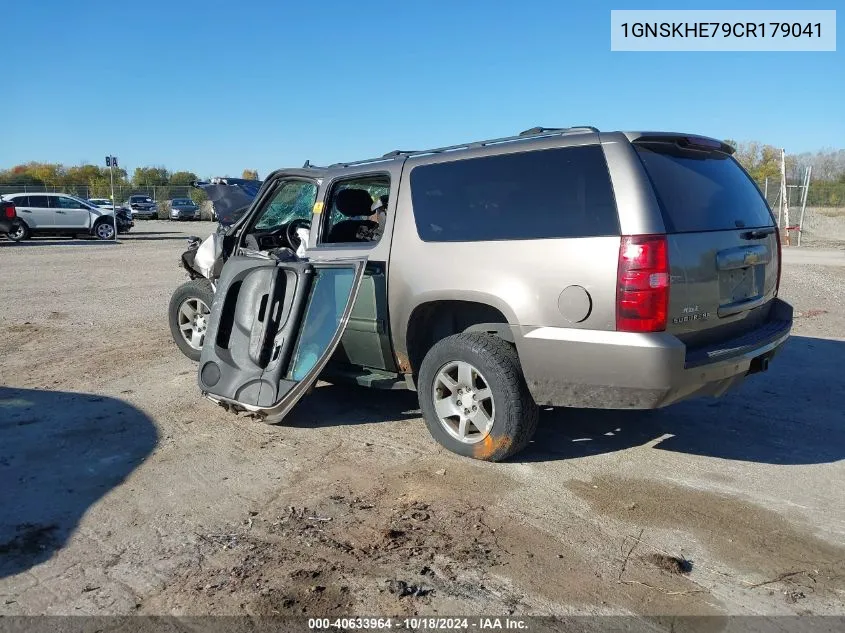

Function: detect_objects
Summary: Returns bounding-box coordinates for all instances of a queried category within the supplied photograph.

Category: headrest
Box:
[335,188,373,217]
[371,195,389,213]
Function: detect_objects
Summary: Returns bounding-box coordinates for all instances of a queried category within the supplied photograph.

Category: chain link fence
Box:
[758,177,845,247]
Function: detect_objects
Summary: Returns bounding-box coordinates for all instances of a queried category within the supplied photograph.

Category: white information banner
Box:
[611,10,836,52]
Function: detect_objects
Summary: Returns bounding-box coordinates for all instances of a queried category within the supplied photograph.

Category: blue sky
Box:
[3,0,842,178]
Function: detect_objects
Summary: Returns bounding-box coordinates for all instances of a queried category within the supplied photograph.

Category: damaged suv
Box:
[183,126,792,461]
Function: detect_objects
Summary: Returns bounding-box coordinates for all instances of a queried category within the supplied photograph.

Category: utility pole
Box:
[106,155,118,241]
[780,148,790,246]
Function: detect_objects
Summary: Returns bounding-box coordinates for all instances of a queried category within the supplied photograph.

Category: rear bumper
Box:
[516,299,792,409]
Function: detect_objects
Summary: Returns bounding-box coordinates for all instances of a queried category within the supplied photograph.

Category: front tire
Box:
[417,333,539,462]
[94,221,116,240]
[169,279,214,361]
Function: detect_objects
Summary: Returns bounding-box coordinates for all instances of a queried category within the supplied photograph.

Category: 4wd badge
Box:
[673,305,710,324]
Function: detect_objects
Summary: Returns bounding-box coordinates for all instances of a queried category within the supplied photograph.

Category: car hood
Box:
[194,178,262,225]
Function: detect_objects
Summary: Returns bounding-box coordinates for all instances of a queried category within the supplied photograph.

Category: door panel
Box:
[20,195,54,229]
[334,264,396,370]
[51,196,90,229]
[198,255,366,420]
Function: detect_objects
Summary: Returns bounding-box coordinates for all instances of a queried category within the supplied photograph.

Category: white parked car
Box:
[2,192,133,240]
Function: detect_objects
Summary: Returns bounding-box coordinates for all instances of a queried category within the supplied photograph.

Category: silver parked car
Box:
[176,126,792,461]
[169,198,200,221]
[124,195,158,220]
[2,192,132,240]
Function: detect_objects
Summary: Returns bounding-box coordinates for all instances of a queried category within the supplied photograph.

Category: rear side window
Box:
[11,196,29,206]
[410,145,619,242]
[635,143,773,232]
[28,195,49,207]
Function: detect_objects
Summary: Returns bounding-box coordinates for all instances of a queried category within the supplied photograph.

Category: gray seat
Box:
[327,188,379,243]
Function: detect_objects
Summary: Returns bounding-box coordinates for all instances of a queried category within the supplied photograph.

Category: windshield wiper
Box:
[740,227,776,240]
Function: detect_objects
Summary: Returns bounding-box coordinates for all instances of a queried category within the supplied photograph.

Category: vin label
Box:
[611,10,836,51]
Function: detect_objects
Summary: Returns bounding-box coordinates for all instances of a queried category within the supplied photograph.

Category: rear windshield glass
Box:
[409,145,619,242]
[131,196,153,203]
[635,143,773,232]
[172,199,192,205]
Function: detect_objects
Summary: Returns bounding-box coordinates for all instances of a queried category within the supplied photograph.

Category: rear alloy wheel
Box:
[168,279,215,361]
[432,360,495,443]
[418,333,539,462]
[95,221,116,240]
[7,223,29,241]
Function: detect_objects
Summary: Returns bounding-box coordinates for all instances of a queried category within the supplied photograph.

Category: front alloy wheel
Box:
[168,279,215,361]
[95,222,115,240]
[178,297,211,352]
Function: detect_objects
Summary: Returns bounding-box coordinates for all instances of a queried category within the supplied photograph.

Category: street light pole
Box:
[107,155,118,242]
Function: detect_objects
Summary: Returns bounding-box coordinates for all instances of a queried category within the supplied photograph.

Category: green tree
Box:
[132,166,170,186]
[170,171,198,185]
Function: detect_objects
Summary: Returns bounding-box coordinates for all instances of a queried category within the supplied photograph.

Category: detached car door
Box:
[198,256,367,422]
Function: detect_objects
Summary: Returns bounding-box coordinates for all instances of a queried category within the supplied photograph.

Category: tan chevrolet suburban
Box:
[174,126,792,461]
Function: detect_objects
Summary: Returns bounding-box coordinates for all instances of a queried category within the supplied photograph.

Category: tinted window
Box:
[28,195,49,207]
[11,196,29,206]
[52,196,85,209]
[635,143,773,232]
[131,196,153,203]
[409,146,618,242]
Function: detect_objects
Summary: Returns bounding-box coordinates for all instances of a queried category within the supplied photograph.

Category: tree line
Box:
[726,141,845,206]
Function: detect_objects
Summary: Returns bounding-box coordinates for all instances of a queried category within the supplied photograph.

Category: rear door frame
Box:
[305,161,406,373]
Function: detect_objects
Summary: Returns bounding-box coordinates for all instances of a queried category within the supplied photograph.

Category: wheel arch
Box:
[403,296,518,378]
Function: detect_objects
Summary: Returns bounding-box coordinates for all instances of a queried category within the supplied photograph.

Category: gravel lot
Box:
[1,221,844,620]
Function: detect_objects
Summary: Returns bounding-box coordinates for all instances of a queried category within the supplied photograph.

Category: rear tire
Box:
[7,222,29,241]
[417,333,539,462]
[169,279,215,361]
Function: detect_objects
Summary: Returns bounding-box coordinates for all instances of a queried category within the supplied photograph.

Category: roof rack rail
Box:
[519,125,598,136]
[328,125,600,168]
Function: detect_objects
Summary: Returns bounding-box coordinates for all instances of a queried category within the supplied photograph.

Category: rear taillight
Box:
[3,203,16,219]
[616,235,670,333]
[774,226,782,296]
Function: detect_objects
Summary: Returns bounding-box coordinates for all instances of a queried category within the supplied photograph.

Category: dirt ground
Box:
[1,222,844,622]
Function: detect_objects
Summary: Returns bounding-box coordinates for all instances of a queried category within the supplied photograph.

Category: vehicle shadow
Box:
[119,235,191,242]
[518,335,845,465]
[0,387,158,579]
[1,239,120,247]
[286,382,421,427]
[123,231,181,236]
